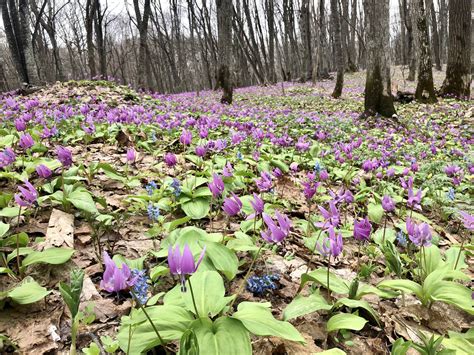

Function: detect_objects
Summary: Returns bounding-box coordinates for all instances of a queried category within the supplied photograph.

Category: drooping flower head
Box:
[164,152,177,167]
[168,244,206,292]
[247,193,264,220]
[382,195,395,212]
[223,162,234,177]
[255,171,273,192]
[316,201,340,228]
[100,252,137,293]
[19,133,34,150]
[317,226,343,258]
[406,218,432,247]
[195,145,207,157]
[222,193,242,216]
[261,212,291,243]
[36,164,52,179]
[208,173,225,198]
[126,148,136,163]
[180,129,192,146]
[458,211,474,231]
[14,180,38,207]
[353,217,372,242]
[56,146,73,167]
[0,147,16,168]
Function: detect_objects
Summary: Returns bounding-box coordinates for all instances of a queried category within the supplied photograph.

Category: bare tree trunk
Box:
[349,0,358,71]
[439,0,447,64]
[362,0,395,117]
[299,0,312,81]
[440,0,471,98]
[331,0,344,97]
[18,0,39,85]
[316,0,330,79]
[133,0,152,89]
[94,0,106,78]
[429,1,441,71]
[415,0,437,102]
[265,0,276,83]
[216,0,233,104]
[85,0,96,78]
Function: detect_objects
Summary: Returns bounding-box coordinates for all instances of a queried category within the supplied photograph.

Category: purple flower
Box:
[223,162,233,177]
[290,162,298,172]
[319,170,329,181]
[386,168,395,178]
[407,187,422,210]
[247,193,264,220]
[302,173,320,200]
[317,201,340,228]
[164,152,177,167]
[208,173,225,198]
[255,171,273,192]
[180,129,192,146]
[222,193,242,216]
[261,211,291,243]
[317,226,343,258]
[56,146,73,167]
[168,243,206,292]
[15,119,26,131]
[444,165,462,176]
[272,168,282,179]
[14,180,38,207]
[295,137,310,152]
[19,133,34,150]
[126,148,136,163]
[195,145,206,157]
[0,148,16,168]
[353,217,372,242]
[458,211,474,231]
[100,251,137,293]
[382,195,395,212]
[406,218,432,247]
[36,164,52,179]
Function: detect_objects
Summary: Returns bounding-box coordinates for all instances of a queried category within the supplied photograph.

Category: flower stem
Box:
[326,255,331,299]
[306,224,326,274]
[453,239,464,270]
[131,290,166,348]
[229,244,264,311]
[187,277,200,319]
[382,217,387,244]
[16,205,22,278]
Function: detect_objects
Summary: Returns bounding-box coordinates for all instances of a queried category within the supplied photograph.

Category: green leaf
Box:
[232,302,305,344]
[368,203,384,224]
[283,292,332,321]
[67,189,98,214]
[377,279,423,299]
[8,277,50,304]
[117,304,193,354]
[182,271,232,317]
[22,248,74,268]
[334,298,379,325]
[326,313,367,332]
[445,246,466,270]
[82,342,100,355]
[0,207,23,218]
[191,317,251,355]
[420,245,443,276]
[300,268,350,294]
[181,198,210,220]
[150,266,169,282]
[201,241,238,280]
[0,267,13,275]
[430,281,474,315]
[0,222,10,238]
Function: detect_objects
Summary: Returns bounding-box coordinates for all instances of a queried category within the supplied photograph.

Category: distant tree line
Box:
[0,0,472,116]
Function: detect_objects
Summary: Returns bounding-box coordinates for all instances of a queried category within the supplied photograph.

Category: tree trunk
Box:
[85,0,96,78]
[216,0,233,104]
[265,0,276,83]
[94,0,106,78]
[316,0,330,79]
[362,0,396,117]
[134,0,152,89]
[440,0,471,98]
[439,0,447,64]
[349,0,358,71]
[299,0,312,81]
[331,0,344,97]
[415,0,437,103]
[429,1,441,71]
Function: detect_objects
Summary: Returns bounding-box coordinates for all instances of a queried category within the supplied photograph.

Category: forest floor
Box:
[0,68,473,354]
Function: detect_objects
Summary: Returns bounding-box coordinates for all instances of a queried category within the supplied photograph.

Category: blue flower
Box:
[131,269,149,304]
[447,188,455,201]
[246,274,280,296]
[147,203,160,221]
[170,178,181,196]
[396,230,407,248]
[314,161,322,173]
[145,181,158,196]
[236,151,243,160]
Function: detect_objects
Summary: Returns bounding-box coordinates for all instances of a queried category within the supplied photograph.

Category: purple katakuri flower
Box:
[353,217,372,242]
[316,226,343,258]
[168,243,206,292]
[36,164,52,179]
[126,148,136,163]
[316,201,340,228]
[260,212,291,243]
[458,211,474,231]
[19,133,34,150]
[164,152,177,167]
[247,193,264,220]
[255,171,273,192]
[382,195,395,212]
[56,146,73,167]
[14,180,38,207]
[0,147,16,168]
[180,129,192,146]
[222,193,242,216]
[406,218,432,247]
[195,145,206,157]
[223,162,234,177]
[100,251,137,293]
[208,173,225,198]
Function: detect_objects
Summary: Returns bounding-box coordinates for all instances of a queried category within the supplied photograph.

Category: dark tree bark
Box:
[440,0,471,98]
[216,0,233,104]
[133,0,152,89]
[265,0,276,83]
[94,0,107,78]
[85,0,96,78]
[316,0,330,79]
[348,0,358,71]
[362,0,395,117]
[331,0,344,98]
[439,0,447,64]
[299,0,312,81]
[415,0,437,103]
[429,1,441,71]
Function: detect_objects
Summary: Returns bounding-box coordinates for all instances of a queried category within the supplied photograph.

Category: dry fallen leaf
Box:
[37,209,74,250]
